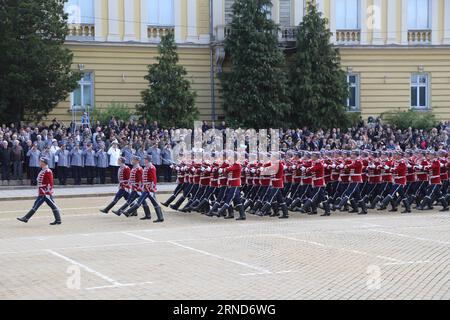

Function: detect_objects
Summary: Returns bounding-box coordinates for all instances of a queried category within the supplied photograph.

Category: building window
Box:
[336,0,359,29]
[64,0,94,24]
[407,0,430,29]
[225,0,234,24]
[71,73,94,110]
[148,0,174,26]
[279,0,292,27]
[411,74,429,109]
[347,74,360,111]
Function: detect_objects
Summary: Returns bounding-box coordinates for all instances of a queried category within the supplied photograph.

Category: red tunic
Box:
[118,165,131,190]
[218,162,229,187]
[339,158,352,183]
[143,164,157,192]
[284,161,293,184]
[309,160,325,187]
[37,168,54,196]
[428,160,441,185]
[226,163,242,187]
[301,160,313,185]
[347,159,363,183]
[210,162,220,188]
[130,166,143,192]
[200,164,212,186]
[330,159,342,182]
[381,160,393,183]
[367,160,382,184]
[439,158,448,181]
[393,160,407,185]
[293,160,302,184]
[415,159,429,182]
[260,162,272,186]
[406,158,417,183]
[323,159,332,184]
[271,161,285,189]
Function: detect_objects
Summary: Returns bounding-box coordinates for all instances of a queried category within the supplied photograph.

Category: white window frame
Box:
[347,73,360,111]
[410,73,430,110]
[70,72,94,111]
[148,0,175,26]
[64,0,95,25]
[335,0,360,30]
[407,0,431,30]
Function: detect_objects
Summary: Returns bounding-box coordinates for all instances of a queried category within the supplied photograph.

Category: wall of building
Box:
[340,47,450,120]
[51,43,214,122]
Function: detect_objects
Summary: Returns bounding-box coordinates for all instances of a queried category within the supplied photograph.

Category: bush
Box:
[343,112,363,129]
[381,109,438,131]
[91,102,133,125]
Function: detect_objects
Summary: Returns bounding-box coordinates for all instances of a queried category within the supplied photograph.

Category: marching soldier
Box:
[100,157,130,214]
[17,157,62,225]
[122,155,164,222]
[112,156,143,216]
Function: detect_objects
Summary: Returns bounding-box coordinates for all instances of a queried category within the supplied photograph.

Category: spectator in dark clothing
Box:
[11,140,24,181]
[0,141,12,183]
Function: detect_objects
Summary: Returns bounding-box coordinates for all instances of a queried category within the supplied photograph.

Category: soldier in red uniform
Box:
[216,153,246,220]
[161,158,186,207]
[336,150,367,214]
[207,156,230,216]
[418,151,448,211]
[300,152,331,216]
[100,157,130,213]
[17,157,62,225]
[378,151,408,212]
[123,155,164,222]
[113,156,144,216]
[257,155,289,219]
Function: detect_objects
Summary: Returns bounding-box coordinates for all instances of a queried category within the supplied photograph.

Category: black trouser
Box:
[85,166,95,184]
[2,163,10,181]
[97,167,106,184]
[110,166,119,183]
[24,195,61,222]
[72,166,82,185]
[162,164,172,182]
[57,166,68,185]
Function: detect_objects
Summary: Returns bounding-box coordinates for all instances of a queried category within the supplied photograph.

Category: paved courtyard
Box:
[0,194,449,300]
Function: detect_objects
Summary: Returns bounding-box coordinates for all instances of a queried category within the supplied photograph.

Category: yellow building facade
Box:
[55,0,450,124]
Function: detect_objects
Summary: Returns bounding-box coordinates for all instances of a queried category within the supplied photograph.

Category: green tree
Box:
[0,0,81,124]
[289,3,349,129]
[220,0,291,129]
[137,31,198,128]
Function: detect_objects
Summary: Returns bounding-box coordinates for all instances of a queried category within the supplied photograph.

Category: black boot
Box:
[192,198,208,212]
[50,209,62,225]
[236,205,246,220]
[270,203,280,217]
[153,206,164,223]
[179,199,195,212]
[401,198,411,214]
[161,194,177,207]
[222,205,234,219]
[321,201,331,216]
[206,202,220,217]
[389,199,398,212]
[249,201,262,215]
[288,198,301,211]
[337,196,349,211]
[299,199,312,213]
[349,199,359,213]
[140,205,152,220]
[100,201,117,214]
[123,203,139,217]
[418,197,431,210]
[439,197,449,212]
[112,202,129,216]
[257,202,271,216]
[369,195,381,209]
[170,196,186,211]
[17,209,36,223]
[279,204,289,219]
[378,195,391,210]
[243,199,253,212]
[358,200,368,215]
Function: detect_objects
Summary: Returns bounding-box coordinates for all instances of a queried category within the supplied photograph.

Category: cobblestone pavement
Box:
[0,194,449,300]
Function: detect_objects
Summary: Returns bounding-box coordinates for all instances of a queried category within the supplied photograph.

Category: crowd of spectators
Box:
[0,116,449,185]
